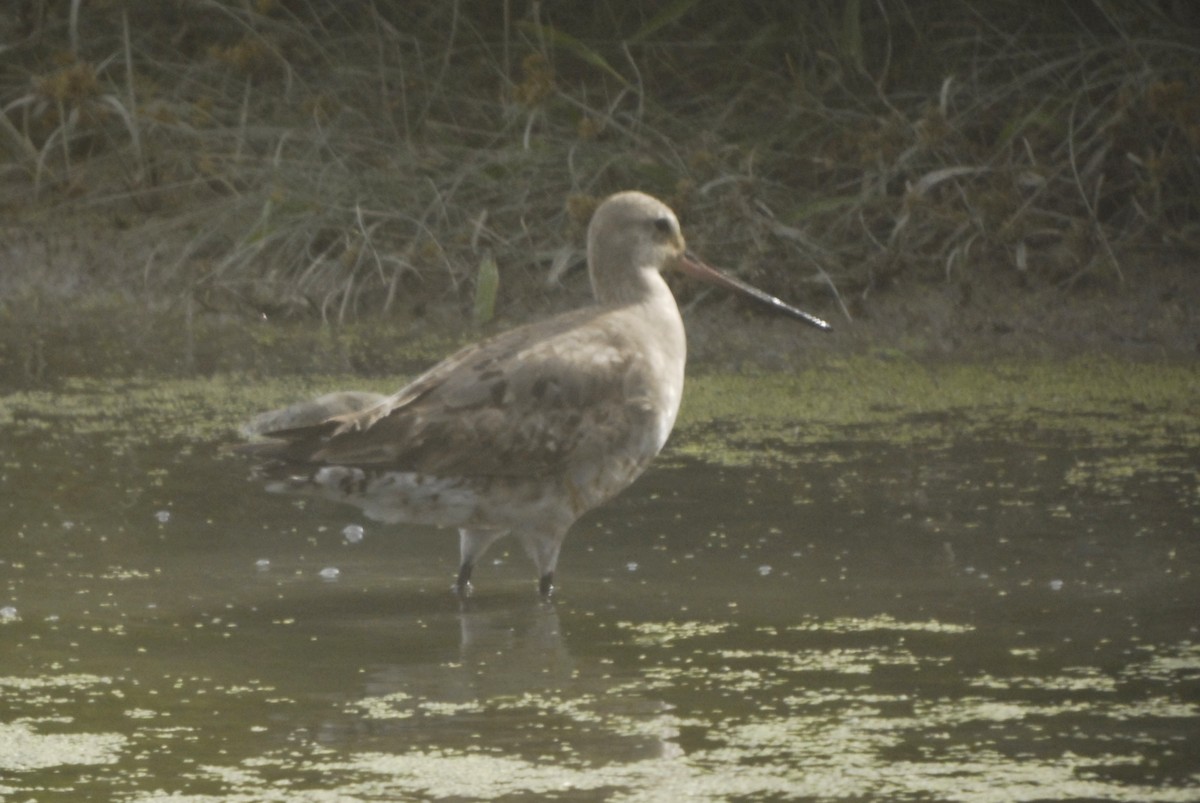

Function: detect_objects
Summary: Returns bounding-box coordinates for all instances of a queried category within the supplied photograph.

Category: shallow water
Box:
[2,363,1198,801]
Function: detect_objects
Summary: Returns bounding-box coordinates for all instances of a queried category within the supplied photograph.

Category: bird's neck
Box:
[590,263,668,306]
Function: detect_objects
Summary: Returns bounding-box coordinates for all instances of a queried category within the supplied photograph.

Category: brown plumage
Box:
[237,191,829,597]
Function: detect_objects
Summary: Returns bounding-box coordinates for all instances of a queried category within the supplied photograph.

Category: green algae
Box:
[0,721,127,771]
[1,357,1194,463]
[3,348,1197,802]
[789,614,975,635]
[0,675,128,772]
[89,630,1200,802]
[1065,452,1200,500]
[613,619,731,646]
[675,356,1200,466]
[0,374,394,447]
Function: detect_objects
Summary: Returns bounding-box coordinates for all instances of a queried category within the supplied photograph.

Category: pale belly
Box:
[265,414,667,537]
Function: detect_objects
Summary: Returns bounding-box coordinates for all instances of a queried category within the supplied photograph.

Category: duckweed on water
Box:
[676,356,1199,466]
[613,620,731,646]
[0,722,127,771]
[109,656,1200,802]
[2,344,1196,801]
[0,374,394,446]
[0,356,1194,460]
[4,610,1197,800]
[1065,452,1200,500]
[790,614,976,634]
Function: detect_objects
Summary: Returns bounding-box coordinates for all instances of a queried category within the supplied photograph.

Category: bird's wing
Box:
[240,391,389,438]
[243,306,659,478]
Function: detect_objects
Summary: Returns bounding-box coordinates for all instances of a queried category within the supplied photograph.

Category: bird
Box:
[236,191,830,597]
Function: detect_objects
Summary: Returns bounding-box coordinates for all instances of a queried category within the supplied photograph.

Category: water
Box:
[1,368,1198,801]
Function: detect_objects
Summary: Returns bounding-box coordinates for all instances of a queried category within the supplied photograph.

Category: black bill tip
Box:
[678,251,832,332]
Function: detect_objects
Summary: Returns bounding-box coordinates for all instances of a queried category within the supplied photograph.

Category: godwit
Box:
[237,191,830,597]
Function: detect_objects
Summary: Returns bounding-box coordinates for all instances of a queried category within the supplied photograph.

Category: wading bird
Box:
[237,191,830,597]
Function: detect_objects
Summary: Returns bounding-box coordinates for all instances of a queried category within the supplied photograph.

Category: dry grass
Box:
[2,0,1197,324]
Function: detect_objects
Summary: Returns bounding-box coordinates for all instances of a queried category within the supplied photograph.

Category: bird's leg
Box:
[454,562,475,597]
[517,528,567,600]
[455,528,508,595]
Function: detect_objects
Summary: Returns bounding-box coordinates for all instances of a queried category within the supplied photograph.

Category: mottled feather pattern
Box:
[248,304,663,482]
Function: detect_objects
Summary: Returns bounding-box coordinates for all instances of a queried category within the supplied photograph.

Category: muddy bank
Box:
[687,254,1200,369]
[0,221,1196,388]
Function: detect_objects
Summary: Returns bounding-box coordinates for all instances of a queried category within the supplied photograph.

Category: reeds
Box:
[2,1,1196,321]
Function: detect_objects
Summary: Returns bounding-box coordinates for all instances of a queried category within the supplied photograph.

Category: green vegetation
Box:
[1,357,1194,467]
[676,357,1200,464]
[2,0,1197,330]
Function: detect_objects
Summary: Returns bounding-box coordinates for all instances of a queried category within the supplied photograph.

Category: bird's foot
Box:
[538,572,555,600]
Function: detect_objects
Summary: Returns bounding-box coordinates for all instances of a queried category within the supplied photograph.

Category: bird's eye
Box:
[652,217,673,236]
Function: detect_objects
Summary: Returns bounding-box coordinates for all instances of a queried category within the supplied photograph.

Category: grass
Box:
[1,1,1197,327]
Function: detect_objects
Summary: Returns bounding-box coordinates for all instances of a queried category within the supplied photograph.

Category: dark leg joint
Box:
[538,572,555,599]
[454,563,474,597]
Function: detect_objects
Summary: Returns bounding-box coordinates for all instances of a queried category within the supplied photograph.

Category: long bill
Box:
[676,251,832,332]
